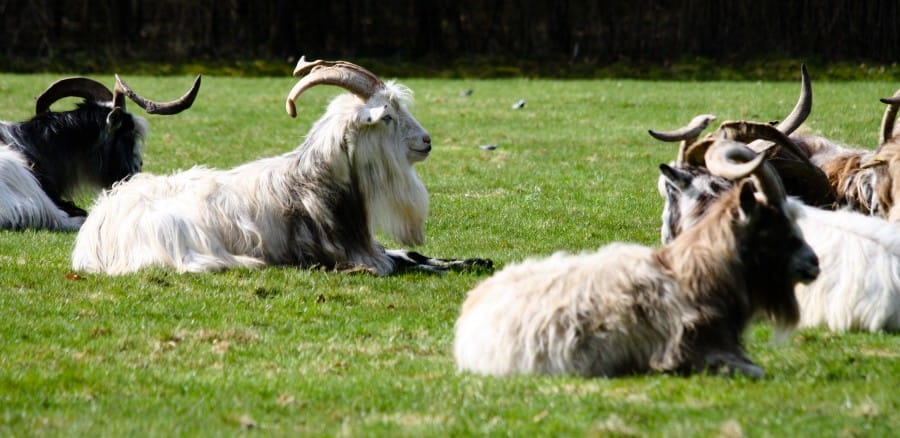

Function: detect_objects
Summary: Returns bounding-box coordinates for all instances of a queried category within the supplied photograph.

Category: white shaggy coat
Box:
[72,84,430,275]
[454,245,698,377]
[793,205,900,332]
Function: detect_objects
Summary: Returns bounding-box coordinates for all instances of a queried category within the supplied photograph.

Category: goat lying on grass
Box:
[0,75,200,230]
[454,140,818,377]
[649,64,835,210]
[787,90,900,220]
[656,120,900,332]
[72,58,492,275]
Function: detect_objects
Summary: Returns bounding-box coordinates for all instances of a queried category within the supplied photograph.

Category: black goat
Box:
[0,75,200,230]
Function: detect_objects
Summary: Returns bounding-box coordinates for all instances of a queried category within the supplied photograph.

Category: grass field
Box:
[0,72,898,436]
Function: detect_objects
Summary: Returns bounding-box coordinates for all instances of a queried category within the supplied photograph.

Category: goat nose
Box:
[423,134,431,145]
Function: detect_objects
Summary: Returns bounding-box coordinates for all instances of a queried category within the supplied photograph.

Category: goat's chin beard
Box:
[366,171,429,246]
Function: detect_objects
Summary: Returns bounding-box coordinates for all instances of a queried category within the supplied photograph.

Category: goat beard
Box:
[362,166,429,246]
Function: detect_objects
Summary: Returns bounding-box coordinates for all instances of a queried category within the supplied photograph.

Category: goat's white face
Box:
[357,93,431,164]
[657,164,732,244]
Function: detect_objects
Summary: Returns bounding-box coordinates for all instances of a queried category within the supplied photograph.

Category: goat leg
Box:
[52,198,87,217]
[697,350,764,379]
[385,249,493,274]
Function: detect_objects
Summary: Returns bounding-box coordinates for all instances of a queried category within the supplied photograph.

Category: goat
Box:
[649,64,835,209]
[656,121,900,333]
[780,91,900,222]
[453,140,819,378]
[0,75,201,230]
[72,58,492,275]
[767,87,900,220]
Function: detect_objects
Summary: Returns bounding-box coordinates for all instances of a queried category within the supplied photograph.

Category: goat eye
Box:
[382,114,393,123]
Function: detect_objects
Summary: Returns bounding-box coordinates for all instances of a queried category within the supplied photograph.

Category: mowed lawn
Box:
[0,72,898,436]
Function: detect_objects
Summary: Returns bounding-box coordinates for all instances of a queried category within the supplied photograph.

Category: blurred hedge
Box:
[2,0,898,78]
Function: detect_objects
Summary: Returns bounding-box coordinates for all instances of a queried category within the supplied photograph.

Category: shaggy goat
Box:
[649,64,835,209]
[0,75,201,230]
[770,88,900,219]
[454,141,819,378]
[72,58,491,275]
[657,121,900,332]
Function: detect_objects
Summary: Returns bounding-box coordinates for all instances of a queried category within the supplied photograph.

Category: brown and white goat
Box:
[781,89,900,219]
[453,141,819,378]
[659,121,900,333]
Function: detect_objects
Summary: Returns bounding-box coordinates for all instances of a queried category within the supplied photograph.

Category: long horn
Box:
[648,114,716,165]
[717,120,811,162]
[774,63,812,135]
[112,74,202,115]
[706,140,785,205]
[648,114,717,142]
[746,64,812,150]
[285,56,385,117]
[35,77,113,114]
[879,91,900,144]
[717,120,836,207]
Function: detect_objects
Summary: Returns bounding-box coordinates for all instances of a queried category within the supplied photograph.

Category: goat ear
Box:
[358,104,389,125]
[738,179,759,218]
[659,164,693,190]
[106,107,124,132]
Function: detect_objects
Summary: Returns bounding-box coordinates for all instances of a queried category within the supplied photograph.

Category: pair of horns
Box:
[649,64,812,166]
[285,56,385,117]
[705,138,786,206]
[35,75,201,115]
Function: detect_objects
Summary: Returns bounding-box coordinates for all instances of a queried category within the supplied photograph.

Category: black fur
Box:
[2,102,142,217]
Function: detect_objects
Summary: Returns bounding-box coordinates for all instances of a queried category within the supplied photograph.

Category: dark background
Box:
[2,1,898,78]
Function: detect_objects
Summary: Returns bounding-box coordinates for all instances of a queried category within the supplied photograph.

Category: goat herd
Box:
[1,59,898,378]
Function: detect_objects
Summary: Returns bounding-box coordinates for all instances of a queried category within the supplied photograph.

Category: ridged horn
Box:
[285,56,385,117]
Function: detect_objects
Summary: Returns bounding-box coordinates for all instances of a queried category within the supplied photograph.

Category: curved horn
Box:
[35,77,113,114]
[717,121,810,162]
[717,120,835,206]
[285,56,385,117]
[706,140,786,205]
[648,114,717,142]
[682,138,716,167]
[774,63,812,135]
[879,90,900,144]
[113,74,202,115]
[746,64,812,151]
[648,114,717,165]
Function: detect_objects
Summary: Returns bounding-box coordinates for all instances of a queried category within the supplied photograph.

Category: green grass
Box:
[0,73,898,436]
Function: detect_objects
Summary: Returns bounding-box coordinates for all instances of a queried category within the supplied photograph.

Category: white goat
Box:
[72,58,491,275]
[657,121,900,332]
[454,141,819,378]
[0,75,200,230]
